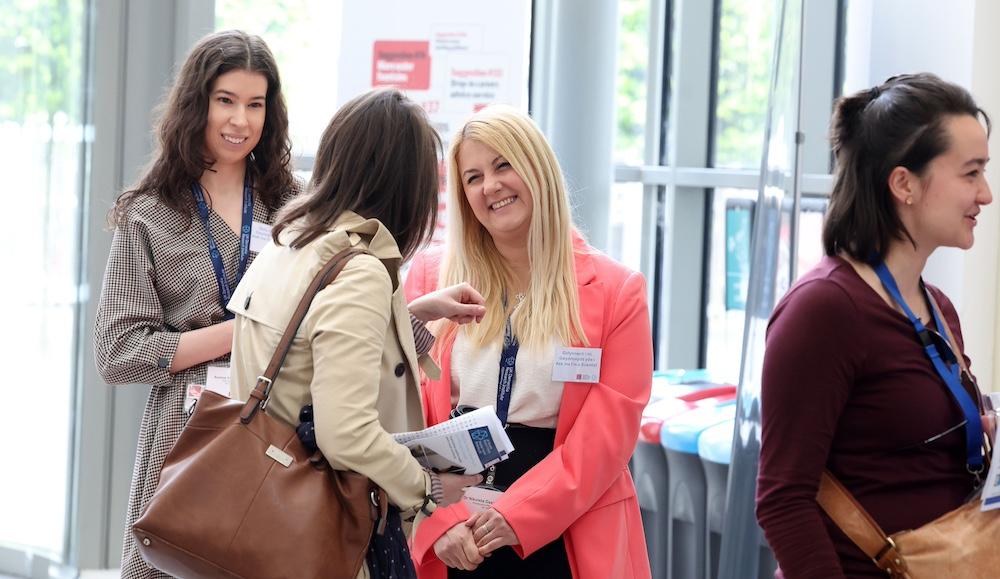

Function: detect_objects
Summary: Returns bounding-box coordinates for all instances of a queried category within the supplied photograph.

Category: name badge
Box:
[551,347,602,383]
[463,486,504,513]
[250,221,273,253]
[205,364,232,398]
[184,383,204,414]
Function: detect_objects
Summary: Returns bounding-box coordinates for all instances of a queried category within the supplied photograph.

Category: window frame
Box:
[613,0,843,371]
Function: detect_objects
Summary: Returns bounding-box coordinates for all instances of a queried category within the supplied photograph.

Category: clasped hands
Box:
[432,508,519,571]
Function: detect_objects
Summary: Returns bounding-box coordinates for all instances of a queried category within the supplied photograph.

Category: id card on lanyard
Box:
[495,296,520,426]
[191,176,254,320]
[471,296,520,496]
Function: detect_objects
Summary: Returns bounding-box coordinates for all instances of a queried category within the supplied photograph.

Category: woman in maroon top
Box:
[756,73,993,578]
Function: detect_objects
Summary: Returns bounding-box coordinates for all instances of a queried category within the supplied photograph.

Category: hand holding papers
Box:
[393,406,514,474]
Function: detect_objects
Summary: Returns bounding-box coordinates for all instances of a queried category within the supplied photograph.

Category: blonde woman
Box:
[405,105,653,578]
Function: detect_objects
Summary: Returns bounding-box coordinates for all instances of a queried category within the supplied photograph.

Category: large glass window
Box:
[607,182,646,272]
[712,0,775,169]
[614,0,650,166]
[704,189,826,383]
[0,0,89,561]
[610,0,842,373]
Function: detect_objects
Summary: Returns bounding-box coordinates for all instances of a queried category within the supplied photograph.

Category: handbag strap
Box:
[816,471,908,576]
[240,247,368,424]
[924,289,974,393]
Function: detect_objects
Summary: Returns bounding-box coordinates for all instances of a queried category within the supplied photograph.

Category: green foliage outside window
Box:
[0,0,84,123]
[714,0,775,168]
[615,0,648,165]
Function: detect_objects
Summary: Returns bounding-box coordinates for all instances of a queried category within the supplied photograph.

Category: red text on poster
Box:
[372,40,431,89]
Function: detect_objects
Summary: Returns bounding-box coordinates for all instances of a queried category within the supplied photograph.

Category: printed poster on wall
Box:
[338,0,532,243]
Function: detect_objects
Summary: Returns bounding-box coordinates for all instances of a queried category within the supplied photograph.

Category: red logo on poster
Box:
[372,41,431,90]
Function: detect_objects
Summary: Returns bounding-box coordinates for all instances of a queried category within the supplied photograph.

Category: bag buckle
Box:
[370,489,388,535]
[874,536,906,576]
[256,376,274,410]
[968,462,985,488]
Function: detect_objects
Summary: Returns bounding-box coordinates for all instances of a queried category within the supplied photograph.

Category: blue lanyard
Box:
[873,261,984,472]
[191,176,254,320]
[495,296,520,426]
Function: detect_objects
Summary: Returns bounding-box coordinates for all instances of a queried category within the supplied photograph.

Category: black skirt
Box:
[448,425,572,579]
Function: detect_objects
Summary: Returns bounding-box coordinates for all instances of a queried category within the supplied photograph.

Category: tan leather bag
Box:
[133,248,388,579]
[818,472,1000,578]
[816,291,1000,578]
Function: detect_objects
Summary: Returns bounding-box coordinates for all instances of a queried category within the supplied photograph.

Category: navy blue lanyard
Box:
[495,297,520,426]
[873,261,984,472]
[191,177,254,320]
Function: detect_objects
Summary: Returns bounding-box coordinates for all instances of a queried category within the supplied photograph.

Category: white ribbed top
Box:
[451,317,565,428]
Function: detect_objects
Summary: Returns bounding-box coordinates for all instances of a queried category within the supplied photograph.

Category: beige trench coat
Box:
[228,212,437,576]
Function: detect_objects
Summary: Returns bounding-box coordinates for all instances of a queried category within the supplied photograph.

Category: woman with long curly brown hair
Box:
[94,30,298,579]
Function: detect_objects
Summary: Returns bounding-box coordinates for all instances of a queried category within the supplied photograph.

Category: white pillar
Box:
[970,0,1000,392]
[530,0,619,251]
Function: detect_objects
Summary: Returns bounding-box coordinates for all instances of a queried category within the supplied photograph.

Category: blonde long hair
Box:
[439,105,586,351]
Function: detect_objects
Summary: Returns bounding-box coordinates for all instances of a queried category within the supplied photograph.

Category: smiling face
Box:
[905,114,992,251]
[457,139,534,245]
[203,69,268,171]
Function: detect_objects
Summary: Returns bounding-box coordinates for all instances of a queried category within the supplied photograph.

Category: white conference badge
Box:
[205,364,232,398]
[463,486,504,513]
[184,383,204,414]
[249,221,273,253]
[981,421,1000,511]
[551,347,602,383]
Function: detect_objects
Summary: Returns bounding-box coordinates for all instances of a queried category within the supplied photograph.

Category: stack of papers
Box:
[393,406,515,474]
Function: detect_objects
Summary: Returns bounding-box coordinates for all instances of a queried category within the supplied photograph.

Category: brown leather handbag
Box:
[816,291,1000,578]
[818,471,1000,578]
[133,248,388,579]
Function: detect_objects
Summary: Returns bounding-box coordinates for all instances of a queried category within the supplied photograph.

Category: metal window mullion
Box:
[639,0,669,295]
[614,164,833,194]
[659,0,716,370]
[800,0,840,175]
[71,0,126,571]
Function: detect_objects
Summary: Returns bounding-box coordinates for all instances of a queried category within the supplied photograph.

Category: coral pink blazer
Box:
[404,237,653,579]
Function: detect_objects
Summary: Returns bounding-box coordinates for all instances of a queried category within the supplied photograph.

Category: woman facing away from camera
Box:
[227,88,485,579]
[405,105,653,578]
[94,30,298,579]
[756,73,994,577]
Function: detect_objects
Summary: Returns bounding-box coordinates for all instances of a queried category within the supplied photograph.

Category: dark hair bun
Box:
[830,89,879,156]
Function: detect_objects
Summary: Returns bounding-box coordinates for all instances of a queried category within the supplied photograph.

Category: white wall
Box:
[970,0,1000,393]
[842,0,998,390]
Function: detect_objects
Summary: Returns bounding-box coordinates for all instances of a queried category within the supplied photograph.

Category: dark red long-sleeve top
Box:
[756,256,979,578]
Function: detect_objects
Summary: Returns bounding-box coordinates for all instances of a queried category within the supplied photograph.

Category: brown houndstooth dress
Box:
[94,192,281,579]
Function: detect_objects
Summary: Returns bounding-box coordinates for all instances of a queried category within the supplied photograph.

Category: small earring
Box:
[905,196,913,206]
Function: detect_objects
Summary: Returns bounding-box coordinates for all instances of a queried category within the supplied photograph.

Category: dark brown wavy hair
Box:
[113,29,297,227]
[823,73,990,261]
[272,88,440,262]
